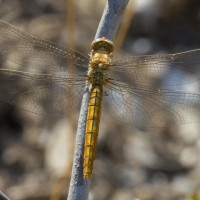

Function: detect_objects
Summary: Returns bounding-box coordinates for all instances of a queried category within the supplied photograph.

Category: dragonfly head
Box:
[91,37,114,56]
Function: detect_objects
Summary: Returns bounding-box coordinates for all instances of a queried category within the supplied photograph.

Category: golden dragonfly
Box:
[1,20,200,179]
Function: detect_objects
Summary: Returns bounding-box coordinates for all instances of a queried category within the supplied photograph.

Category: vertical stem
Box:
[67,0,75,74]
[95,0,130,41]
[67,0,75,50]
[67,1,130,200]
[67,87,90,200]
[51,1,76,199]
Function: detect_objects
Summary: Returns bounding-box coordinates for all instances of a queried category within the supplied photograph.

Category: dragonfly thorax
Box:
[90,52,110,69]
[87,37,114,85]
[89,37,114,69]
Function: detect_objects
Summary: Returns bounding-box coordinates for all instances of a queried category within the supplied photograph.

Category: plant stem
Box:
[67,1,130,200]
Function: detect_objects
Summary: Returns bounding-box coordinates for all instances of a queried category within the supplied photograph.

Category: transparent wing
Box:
[0,69,86,116]
[110,50,200,86]
[0,20,89,71]
[104,80,200,128]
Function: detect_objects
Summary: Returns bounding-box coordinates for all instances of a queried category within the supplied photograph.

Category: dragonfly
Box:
[1,20,200,179]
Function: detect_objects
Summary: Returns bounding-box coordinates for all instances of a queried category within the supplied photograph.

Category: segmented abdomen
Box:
[83,83,103,179]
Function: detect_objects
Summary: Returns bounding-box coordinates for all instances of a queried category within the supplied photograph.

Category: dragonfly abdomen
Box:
[83,83,103,179]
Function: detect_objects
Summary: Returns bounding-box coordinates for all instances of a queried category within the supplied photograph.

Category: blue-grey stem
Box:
[95,0,130,41]
[0,192,10,200]
[67,0,130,200]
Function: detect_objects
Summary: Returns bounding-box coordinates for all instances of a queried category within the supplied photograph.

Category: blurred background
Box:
[0,0,200,200]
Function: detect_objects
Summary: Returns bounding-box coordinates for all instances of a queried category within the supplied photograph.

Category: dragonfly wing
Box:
[104,81,200,127]
[0,20,89,71]
[0,69,86,116]
[110,50,200,86]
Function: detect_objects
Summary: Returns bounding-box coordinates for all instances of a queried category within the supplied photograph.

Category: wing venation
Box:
[104,81,200,127]
[111,50,200,86]
[0,69,86,116]
[0,20,89,72]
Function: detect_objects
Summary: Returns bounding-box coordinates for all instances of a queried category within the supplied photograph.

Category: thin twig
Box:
[51,1,76,199]
[67,1,130,200]
[95,0,130,41]
[0,8,22,22]
[67,87,90,200]
[0,192,10,200]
